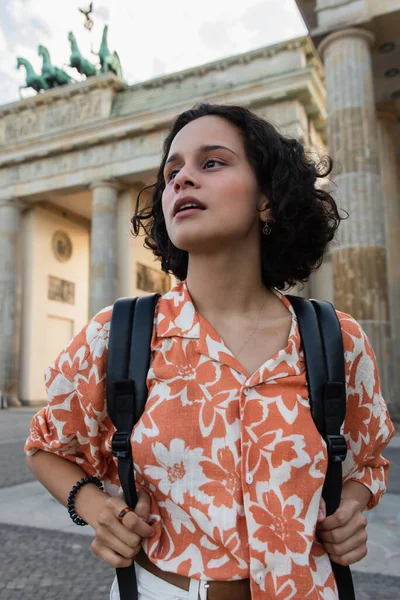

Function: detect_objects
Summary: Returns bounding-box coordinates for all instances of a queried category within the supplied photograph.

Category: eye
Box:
[168,169,179,181]
[204,159,224,169]
[165,159,224,182]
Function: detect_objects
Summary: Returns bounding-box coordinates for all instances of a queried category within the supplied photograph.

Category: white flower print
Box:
[371,392,392,443]
[46,372,75,403]
[145,438,207,504]
[25,281,395,599]
[158,498,196,534]
[85,318,110,359]
[321,589,339,600]
[58,345,89,375]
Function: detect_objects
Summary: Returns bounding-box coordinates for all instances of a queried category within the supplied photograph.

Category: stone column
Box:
[90,180,119,316]
[117,188,134,299]
[0,199,22,407]
[318,29,391,404]
[377,112,400,412]
[310,252,334,305]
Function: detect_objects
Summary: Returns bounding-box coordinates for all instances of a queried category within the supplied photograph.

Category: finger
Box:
[95,525,141,560]
[329,543,368,567]
[106,497,155,538]
[123,510,155,538]
[96,510,143,548]
[318,500,359,531]
[134,489,152,522]
[323,529,368,557]
[318,521,358,545]
[91,538,134,569]
[317,497,326,522]
[318,512,367,544]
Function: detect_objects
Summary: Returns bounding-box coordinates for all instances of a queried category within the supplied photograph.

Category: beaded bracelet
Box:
[67,475,104,526]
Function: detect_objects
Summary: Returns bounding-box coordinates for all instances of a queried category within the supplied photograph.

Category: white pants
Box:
[110,562,209,600]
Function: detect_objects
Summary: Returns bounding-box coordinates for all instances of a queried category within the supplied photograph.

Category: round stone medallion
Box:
[52,231,73,262]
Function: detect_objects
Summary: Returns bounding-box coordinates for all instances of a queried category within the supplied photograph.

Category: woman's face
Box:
[161,115,268,253]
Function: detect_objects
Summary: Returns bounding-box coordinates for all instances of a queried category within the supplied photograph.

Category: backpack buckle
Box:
[112,431,132,459]
[326,434,347,463]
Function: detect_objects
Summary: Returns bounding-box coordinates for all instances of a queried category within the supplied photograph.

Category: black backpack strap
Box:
[286,296,326,435]
[127,294,161,422]
[107,298,138,507]
[310,300,347,514]
[106,293,159,600]
[287,295,355,600]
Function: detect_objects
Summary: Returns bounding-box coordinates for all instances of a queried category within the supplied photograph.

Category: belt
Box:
[135,549,251,600]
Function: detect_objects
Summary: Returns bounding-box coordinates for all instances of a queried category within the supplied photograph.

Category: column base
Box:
[19,398,47,408]
[0,393,22,409]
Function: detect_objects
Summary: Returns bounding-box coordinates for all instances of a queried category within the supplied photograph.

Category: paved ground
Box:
[0,523,114,600]
[1,408,399,600]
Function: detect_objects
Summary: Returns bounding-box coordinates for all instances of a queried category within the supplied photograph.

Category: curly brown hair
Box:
[132,103,343,290]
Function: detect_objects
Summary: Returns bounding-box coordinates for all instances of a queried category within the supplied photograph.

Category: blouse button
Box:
[243,387,250,396]
[245,473,253,485]
[255,571,264,585]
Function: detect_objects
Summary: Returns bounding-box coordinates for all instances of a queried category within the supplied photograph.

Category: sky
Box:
[0,0,307,106]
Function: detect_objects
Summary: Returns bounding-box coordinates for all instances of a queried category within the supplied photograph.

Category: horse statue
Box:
[95,25,123,79]
[17,57,49,97]
[38,45,74,87]
[15,27,123,96]
[68,32,98,77]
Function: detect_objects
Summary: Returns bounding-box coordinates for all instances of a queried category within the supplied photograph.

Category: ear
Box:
[258,194,272,223]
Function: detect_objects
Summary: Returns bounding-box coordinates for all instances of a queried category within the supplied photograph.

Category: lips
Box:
[173,196,206,217]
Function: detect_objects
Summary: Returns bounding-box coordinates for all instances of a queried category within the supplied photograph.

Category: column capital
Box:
[0,197,28,211]
[318,27,375,60]
[90,179,121,192]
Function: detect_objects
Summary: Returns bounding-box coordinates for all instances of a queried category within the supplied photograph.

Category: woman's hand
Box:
[91,489,154,568]
[316,497,368,566]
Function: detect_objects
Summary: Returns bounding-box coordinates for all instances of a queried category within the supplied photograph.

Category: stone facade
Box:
[295,0,400,419]
[0,26,397,414]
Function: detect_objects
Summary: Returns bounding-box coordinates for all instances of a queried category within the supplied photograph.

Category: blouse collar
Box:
[155,280,200,339]
[155,280,303,383]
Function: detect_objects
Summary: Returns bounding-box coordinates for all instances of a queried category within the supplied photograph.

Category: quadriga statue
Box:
[17,25,123,96]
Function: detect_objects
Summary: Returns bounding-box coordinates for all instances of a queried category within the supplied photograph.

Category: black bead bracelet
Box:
[67,475,104,526]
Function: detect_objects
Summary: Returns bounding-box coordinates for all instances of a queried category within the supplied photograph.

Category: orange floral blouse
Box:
[25,280,395,599]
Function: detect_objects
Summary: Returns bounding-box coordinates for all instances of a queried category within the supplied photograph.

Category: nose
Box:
[173,165,197,193]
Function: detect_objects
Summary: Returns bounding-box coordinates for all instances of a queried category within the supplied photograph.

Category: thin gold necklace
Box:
[235,294,267,357]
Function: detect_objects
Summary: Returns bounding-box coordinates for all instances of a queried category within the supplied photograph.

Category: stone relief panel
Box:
[0,129,168,190]
[48,276,75,305]
[137,263,171,295]
[1,91,105,145]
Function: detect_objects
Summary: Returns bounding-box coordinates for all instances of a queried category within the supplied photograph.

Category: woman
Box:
[25,104,395,600]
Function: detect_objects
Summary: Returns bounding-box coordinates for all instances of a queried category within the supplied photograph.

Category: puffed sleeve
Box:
[337,312,396,509]
[24,306,119,490]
